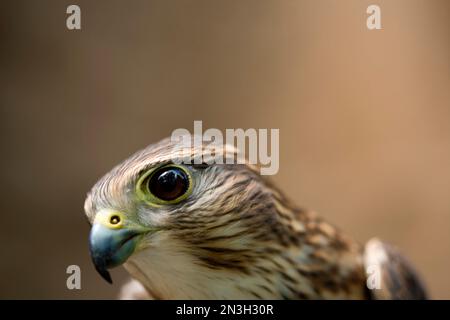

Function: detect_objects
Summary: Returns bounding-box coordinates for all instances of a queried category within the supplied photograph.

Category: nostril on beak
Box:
[110,215,121,225]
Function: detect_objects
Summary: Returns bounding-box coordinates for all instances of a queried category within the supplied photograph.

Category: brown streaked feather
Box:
[364,238,428,300]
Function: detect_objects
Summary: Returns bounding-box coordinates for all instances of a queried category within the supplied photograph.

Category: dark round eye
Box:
[148,166,190,202]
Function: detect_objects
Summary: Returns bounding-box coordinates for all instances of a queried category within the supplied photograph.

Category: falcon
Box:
[84,137,427,299]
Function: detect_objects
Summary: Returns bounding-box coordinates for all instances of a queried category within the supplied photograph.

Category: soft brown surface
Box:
[0,0,449,298]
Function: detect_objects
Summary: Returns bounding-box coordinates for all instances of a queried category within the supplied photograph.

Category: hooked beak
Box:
[88,210,145,284]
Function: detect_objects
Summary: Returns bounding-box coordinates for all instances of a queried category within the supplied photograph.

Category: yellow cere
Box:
[94,209,125,229]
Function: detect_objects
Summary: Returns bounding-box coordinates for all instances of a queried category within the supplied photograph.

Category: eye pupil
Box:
[148,167,189,201]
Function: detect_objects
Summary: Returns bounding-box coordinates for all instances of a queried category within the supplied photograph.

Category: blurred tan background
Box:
[0,0,449,299]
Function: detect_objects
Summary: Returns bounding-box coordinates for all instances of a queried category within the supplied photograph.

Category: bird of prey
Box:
[84,137,427,299]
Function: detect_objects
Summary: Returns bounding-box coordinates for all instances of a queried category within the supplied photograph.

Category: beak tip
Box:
[95,264,113,284]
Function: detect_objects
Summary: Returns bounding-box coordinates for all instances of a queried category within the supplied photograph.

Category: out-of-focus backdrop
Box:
[0,0,449,299]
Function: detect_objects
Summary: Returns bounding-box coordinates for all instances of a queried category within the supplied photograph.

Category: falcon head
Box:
[84,137,294,298]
